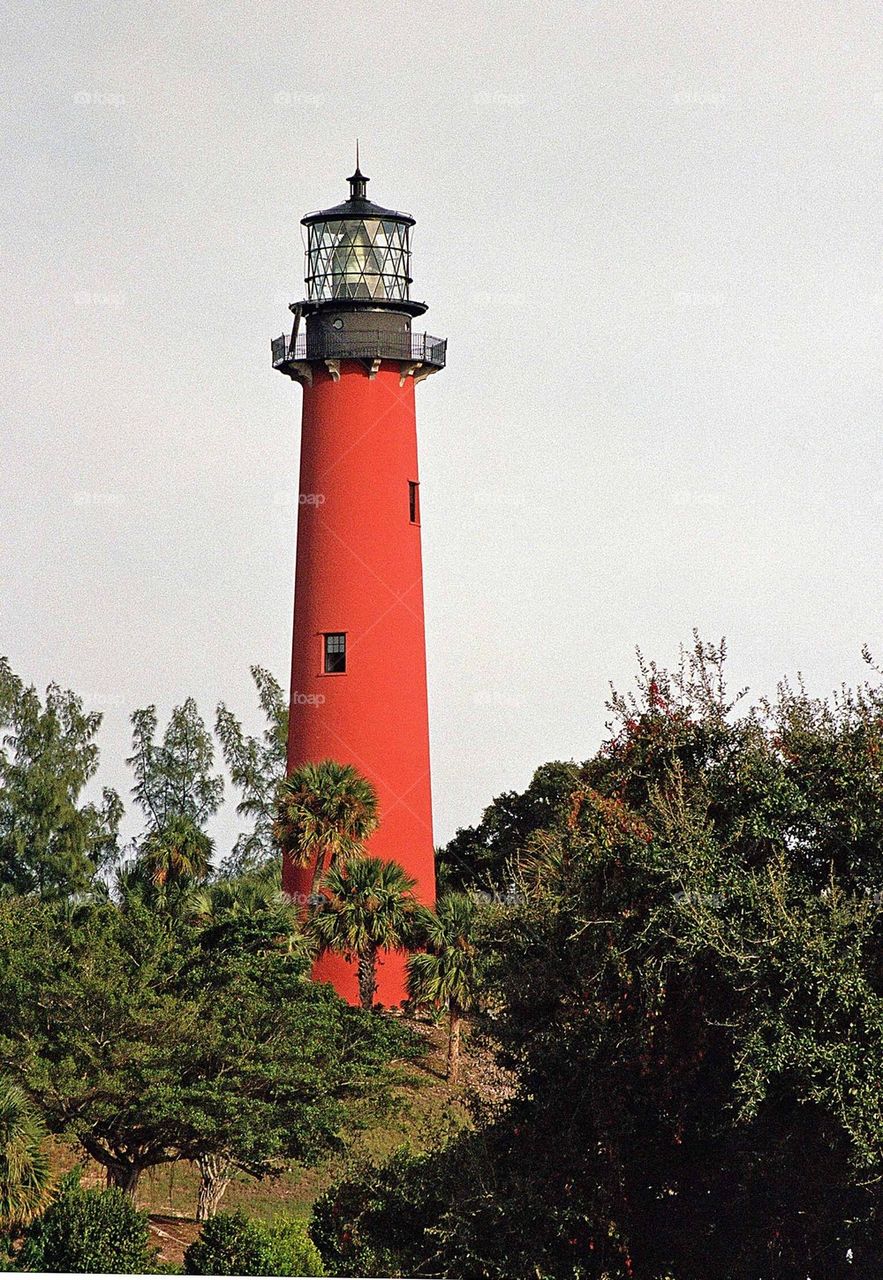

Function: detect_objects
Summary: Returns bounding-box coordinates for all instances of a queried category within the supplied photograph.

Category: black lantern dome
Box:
[300,165,425,315]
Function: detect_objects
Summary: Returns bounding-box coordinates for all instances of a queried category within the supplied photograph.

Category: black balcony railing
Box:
[271,330,446,370]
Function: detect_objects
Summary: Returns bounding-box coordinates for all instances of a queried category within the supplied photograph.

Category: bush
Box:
[311,1147,452,1278]
[261,1217,325,1276]
[184,1210,324,1277]
[17,1169,155,1273]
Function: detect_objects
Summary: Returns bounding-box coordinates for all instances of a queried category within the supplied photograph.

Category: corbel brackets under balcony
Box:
[283,361,313,387]
[399,360,441,387]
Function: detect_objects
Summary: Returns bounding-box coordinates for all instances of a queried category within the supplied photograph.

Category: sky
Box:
[1,0,882,856]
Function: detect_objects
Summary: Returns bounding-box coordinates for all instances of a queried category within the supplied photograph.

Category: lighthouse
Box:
[273,159,445,1006]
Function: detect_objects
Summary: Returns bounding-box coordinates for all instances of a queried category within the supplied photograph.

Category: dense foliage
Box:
[5,642,883,1276]
[0,891,415,1200]
[17,1170,155,1273]
[184,1209,325,1276]
[277,759,380,892]
[437,759,582,892]
[0,659,121,898]
[0,657,428,1264]
[315,638,883,1278]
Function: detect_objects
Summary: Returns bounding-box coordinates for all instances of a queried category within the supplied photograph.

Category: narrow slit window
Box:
[324,632,347,674]
[409,481,420,525]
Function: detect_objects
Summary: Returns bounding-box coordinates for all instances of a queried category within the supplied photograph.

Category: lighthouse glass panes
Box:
[305,218,411,302]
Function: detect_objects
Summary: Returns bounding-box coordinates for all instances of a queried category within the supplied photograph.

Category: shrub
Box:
[260,1216,325,1276]
[17,1169,155,1273]
[184,1210,324,1277]
[184,1212,265,1276]
[311,1147,450,1278]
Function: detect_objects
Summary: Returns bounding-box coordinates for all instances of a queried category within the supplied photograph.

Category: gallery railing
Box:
[271,331,447,369]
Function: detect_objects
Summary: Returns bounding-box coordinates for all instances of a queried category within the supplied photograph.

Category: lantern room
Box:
[301,165,415,305]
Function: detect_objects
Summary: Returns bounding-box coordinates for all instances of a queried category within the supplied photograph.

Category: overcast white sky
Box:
[2,1,882,854]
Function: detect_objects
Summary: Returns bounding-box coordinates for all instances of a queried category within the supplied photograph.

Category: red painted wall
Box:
[283,359,435,1006]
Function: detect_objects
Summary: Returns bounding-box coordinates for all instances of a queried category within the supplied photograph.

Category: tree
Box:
[0,658,121,898]
[185,879,317,1220]
[311,640,883,1277]
[187,859,317,1216]
[215,666,288,875]
[138,813,213,887]
[436,760,582,893]
[0,894,415,1209]
[128,698,223,836]
[311,857,417,1010]
[276,760,379,891]
[407,894,480,1083]
[187,869,311,961]
[0,1078,51,1230]
[189,865,287,918]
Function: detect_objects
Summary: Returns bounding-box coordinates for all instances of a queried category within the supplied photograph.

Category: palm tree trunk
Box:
[309,852,324,896]
[447,1005,463,1083]
[196,1154,233,1221]
[358,945,377,1010]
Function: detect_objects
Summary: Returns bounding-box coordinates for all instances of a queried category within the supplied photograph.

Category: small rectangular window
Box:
[409,481,420,524]
[323,632,346,674]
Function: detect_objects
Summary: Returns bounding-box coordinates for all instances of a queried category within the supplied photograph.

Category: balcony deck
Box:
[271,330,447,373]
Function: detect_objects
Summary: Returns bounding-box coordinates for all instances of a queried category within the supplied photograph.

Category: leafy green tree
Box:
[436,760,582,892]
[128,698,223,835]
[186,870,315,1218]
[17,1168,156,1273]
[0,658,121,898]
[311,857,417,1010]
[0,1079,51,1230]
[184,1209,325,1276]
[215,666,288,874]
[312,640,883,1278]
[407,894,480,1083]
[311,1135,475,1279]
[276,760,379,890]
[0,894,414,1208]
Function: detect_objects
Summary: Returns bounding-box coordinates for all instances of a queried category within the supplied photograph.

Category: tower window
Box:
[409,481,420,525]
[323,632,347,674]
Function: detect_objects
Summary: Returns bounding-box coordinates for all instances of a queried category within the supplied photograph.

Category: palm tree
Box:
[310,857,417,1009]
[407,893,480,1084]
[138,813,213,887]
[275,760,379,891]
[0,1080,51,1231]
[188,872,313,962]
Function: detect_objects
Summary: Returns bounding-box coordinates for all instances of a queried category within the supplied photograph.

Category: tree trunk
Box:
[447,1006,463,1084]
[78,1135,145,1200]
[104,1162,143,1198]
[196,1154,233,1221]
[358,946,377,1010]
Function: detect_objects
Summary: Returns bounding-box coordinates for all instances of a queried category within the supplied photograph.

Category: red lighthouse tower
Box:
[273,160,445,1006]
